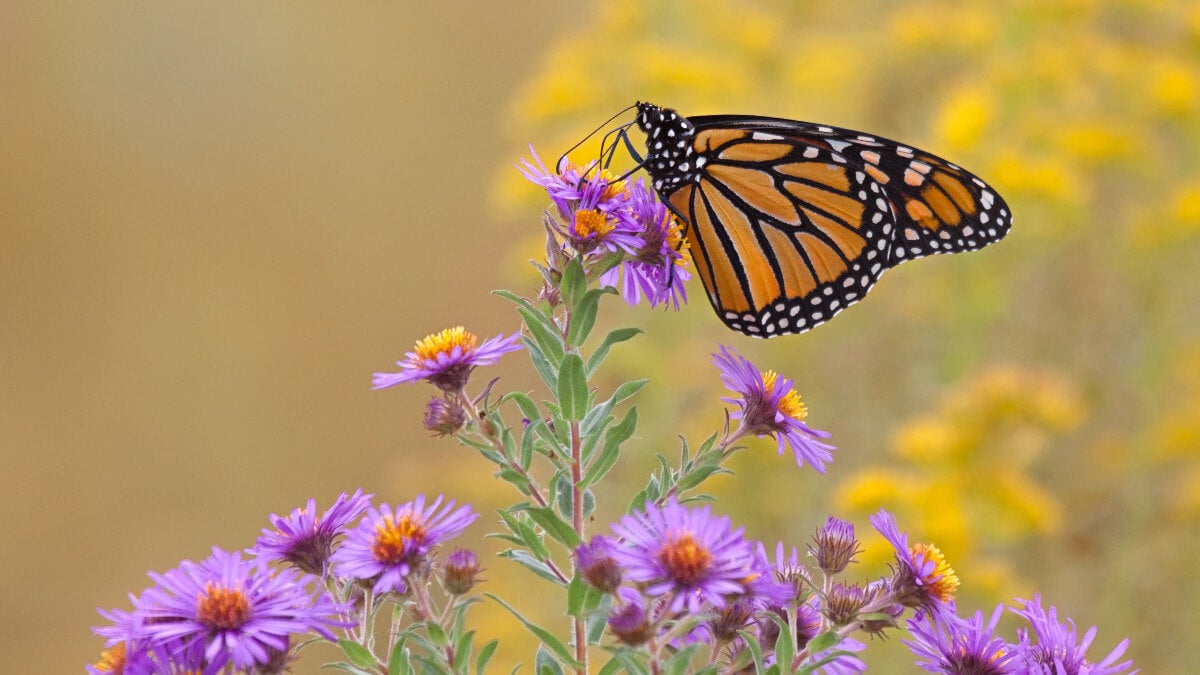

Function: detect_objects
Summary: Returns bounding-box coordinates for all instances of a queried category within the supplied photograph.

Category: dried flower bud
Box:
[443,548,482,595]
[423,397,467,436]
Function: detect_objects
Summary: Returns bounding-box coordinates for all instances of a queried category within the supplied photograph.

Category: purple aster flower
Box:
[130,547,345,673]
[518,149,629,221]
[904,603,1021,674]
[870,509,959,621]
[1013,595,1137,675]
[372,326,522,393]
[609,498,758,614]
[519,148,643,257]
[331,494,478,594]
[252,489,373,575]
[712,345,835,472]
[599,179,691,309]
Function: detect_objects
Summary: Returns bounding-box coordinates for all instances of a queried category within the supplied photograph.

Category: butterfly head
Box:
[634,102,698,193]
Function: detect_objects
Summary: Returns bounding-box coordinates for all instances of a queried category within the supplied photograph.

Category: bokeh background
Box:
[4,1,1198,672]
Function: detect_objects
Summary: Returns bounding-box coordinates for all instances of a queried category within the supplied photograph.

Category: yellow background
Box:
[5,1,1198,673]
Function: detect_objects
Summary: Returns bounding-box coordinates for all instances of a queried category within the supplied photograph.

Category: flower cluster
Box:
[92,492,480,674]
[578,504,1136,673]
[520,148,690,308]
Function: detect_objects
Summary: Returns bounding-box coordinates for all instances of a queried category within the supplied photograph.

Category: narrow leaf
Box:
[337,640,377,670]
[556,354,589,421]
[519,504,582,549]
[586,327,642,376]
[475,640,499,675]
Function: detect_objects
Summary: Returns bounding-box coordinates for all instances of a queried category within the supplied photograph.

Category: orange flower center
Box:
[762,370,808,420]
[573,208,614,238]
[658,533,713,586]
[413,326,478,362]
[91,642,127,673]
[371,513,427,565]
[197,582,252,630]
[911,542,960,602]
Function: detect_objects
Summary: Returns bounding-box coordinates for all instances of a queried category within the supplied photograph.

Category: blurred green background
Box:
[5,1,1198,672]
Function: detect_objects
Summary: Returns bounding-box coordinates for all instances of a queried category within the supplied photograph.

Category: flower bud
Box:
[442,548,482,595]
[423,397,467,437]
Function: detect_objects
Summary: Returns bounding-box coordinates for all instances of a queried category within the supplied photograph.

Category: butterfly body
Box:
[634,102,1011,337]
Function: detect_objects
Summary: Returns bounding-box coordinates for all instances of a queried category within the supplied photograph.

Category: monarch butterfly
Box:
[619,102,1011,337]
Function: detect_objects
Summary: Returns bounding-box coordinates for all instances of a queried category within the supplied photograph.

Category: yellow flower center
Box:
[573,208,614,238]
[594,168,628,202]
[92,642,127,673]
[658,533,713,586]
[197,582,252,630]
[911,542,960,602]
[372,513,427,565]
[413,326,478,362]
[762,370,808,420]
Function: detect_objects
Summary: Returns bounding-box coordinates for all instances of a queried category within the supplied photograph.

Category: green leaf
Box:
[426,620,448,648]
[519,504,582,549]
[556,354,589,421]
[519,423,536,470]
[676,461,725,491]
[492,288,539,313]
[804,630,839,655]
[566,288,608,347]
[486,594,583,669]
[663,645,703,675]
[535,644,566,675]
[523,337,559,390]
[504,392,541,424]
[581,407,637,488]
[772,613,795,673]
[518,307,565,365]
[388,639,411,675]
[498,549,562,584]
[338,639,377,670]
[453,630,474,672]
[611,378,649,405]
[560,257,586,310]
[566,574,587,617]
[584,592,613,644]
[596,658,625,675]
[585,327,642,376]
[475,640,499,675]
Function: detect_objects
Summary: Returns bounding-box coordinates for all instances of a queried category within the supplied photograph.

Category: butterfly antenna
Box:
[557,103,637,174]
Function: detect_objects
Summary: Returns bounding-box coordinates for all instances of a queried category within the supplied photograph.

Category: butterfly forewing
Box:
[668,128,894,336]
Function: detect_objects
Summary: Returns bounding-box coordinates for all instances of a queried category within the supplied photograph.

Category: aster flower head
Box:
[741,539,798,609]
[809,516,861,574]
[904,603,1021,675]
[1013,595,1137,675]
[372,326,522,393]
[131,547,345,673]
[519,148,643,258]
[599,178,691,309]
[712,345,836,472]
[332,494,478,595]
[609,498,758,614]
[870,509,959,619]
[253,489,373,575]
